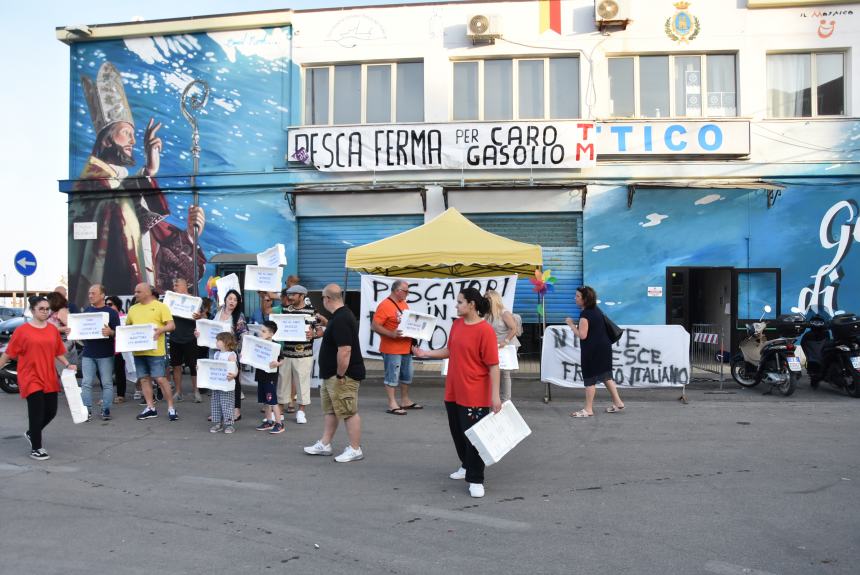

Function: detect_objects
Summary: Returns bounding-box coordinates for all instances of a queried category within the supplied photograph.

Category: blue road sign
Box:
[14,250,37,277]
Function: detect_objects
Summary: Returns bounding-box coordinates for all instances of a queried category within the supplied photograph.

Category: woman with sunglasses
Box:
[0,296,77,461]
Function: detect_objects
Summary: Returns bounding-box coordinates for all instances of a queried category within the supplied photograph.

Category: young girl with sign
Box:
[210,332,239,434]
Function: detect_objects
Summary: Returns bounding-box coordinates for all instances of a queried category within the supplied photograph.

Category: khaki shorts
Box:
[278,356,314,406]
[320,376,359,419]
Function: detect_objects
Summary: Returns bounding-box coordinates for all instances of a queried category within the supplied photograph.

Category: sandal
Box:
[401,403,423,410]
[285,405,297,414]
[385,408,407,416]
[570,409,593,418]
[606,405,625,414]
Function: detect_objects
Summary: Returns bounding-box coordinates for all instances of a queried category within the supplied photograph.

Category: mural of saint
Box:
[69,62,205,302]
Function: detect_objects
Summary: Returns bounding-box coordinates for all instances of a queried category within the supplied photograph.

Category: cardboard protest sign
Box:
[115,324,157,353]
[67,312,109,340]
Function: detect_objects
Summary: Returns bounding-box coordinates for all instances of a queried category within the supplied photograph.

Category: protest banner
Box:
[215,274,241,306]
[196,359,235,392]
[269,314,310,342]
[196,319,232,348]
[540,324,691,388]
[162,290,202,319]
[67,312,109,340]
[244,265,283,292]
[115,324,157,353]
[257,243,287,267]
[359,275,516,359]
[240,334,280,373]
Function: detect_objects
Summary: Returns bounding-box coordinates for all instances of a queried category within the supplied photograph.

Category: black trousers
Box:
[445,401,490,485]
[234,368,242,409]
[26,391,58,451]
[114,353,126,397]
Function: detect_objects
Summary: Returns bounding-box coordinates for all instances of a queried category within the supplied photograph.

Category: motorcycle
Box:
[801,313,860,398]
[0,342,18,394]
[730,306,805,396]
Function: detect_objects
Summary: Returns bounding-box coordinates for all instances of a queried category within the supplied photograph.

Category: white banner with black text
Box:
[540,325,691,388]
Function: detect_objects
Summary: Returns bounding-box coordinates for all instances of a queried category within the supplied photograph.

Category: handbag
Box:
[602,310,623,344]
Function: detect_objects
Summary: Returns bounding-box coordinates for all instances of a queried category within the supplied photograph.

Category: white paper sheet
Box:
[196,359,236,391]
[498,345,519,371]
[115,324,157,353]
[162,291,202,319]
[215,273,241,306]
[270,314,310,342]
[67,312,109,341]
[61,369,89,424]
[256,243,287,267]
[244,265,283,292]
[239,334,281,373]
[464,401,532,466]
[196,319,232,348]
[398,310,436,341]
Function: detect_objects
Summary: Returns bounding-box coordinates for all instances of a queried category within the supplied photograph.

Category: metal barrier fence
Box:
[691,323,726,388]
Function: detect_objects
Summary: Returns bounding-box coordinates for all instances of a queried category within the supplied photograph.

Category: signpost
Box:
[14,250,37,310]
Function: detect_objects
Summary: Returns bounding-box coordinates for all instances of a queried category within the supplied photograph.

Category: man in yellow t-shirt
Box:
[126,283,177,421]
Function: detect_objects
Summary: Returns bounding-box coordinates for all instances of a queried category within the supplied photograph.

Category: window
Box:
[767,52,844,117]
[303,62,424,125]
[608,54,737,118]
[452,57,580,121]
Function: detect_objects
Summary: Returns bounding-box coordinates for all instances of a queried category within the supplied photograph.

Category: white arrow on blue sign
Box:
[14,250,37,277]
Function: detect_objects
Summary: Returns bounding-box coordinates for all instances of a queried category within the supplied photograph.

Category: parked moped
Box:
[801,313,860,398]
[730,306,805,396]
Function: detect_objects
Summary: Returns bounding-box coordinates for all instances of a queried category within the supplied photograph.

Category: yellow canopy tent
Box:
[344,208,542,277]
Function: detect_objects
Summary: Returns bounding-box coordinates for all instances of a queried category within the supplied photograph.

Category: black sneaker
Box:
[168,410,179,422]
[137,407,158,420]
[30,449,50,461]
[101,408,112,421]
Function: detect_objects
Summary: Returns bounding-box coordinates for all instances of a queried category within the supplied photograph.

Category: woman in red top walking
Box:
[0,296,77,461]
[413,287,500,498]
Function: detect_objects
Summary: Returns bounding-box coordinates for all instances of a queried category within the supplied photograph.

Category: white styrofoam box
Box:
[464,401,531,466]
[61,369,89,424]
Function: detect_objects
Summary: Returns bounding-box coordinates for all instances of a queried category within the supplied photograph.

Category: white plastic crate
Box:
[464,401,531,466]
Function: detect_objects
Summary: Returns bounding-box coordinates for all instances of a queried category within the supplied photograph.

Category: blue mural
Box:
[584,182,860,324]
[66,28,296,303]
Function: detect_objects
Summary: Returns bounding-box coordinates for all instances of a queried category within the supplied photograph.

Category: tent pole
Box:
[542,292,551,403]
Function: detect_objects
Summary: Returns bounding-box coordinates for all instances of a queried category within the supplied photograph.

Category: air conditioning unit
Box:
[595,0,631,23]
[466,14,501,44]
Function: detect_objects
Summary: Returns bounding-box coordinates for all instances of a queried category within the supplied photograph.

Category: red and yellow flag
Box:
[539,0,562,34]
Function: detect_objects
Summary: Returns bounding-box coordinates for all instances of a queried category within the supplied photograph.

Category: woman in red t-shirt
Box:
[0,296,77,461]
[413,287,500,499]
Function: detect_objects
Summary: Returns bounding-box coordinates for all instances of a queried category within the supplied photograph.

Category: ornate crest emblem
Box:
[665,2,700,44]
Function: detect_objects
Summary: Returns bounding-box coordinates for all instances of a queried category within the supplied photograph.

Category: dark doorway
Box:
[667,267,733,348]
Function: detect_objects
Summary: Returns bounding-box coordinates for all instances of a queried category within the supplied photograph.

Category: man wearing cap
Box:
[277,284,321,424]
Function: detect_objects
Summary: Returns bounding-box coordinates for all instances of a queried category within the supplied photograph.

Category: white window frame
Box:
[607,53,738,119]
[765,50,847,118]
[450,56,581,121]
[302,61,423,126]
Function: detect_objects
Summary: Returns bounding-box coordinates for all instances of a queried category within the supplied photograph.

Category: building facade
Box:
[58,0,860,351]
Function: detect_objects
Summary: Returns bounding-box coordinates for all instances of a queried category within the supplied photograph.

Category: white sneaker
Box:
[449,467,466,480]
[296,410,307,424]
[133,391,142,400]
[335,446,364,463]
[303,440,332,456]
[193,390,202,403]
[468,483,485,498]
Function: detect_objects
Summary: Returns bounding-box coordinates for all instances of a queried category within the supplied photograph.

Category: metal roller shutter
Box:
[298,215,424,290]
[465,213,582,324]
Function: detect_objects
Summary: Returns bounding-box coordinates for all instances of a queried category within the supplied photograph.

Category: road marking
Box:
[704,560,778,575]
[406,505,531,531]
[0,463,79,473]
[177,475,275,492]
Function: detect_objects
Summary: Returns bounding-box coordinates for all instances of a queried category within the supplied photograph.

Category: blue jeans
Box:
[81,356,115,409]
[383,353,413,387]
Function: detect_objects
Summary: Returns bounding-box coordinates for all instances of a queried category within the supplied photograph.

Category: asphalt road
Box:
[0,374,858,575]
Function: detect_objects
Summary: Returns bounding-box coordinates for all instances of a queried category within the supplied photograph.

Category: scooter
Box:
[730,306,804,396]
[801,313,860,398]
[0,342,17,394]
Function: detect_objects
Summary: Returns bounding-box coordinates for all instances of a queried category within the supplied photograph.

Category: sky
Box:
[0,0,466,296]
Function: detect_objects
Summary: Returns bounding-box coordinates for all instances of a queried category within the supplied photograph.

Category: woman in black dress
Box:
[565,286,625,417]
